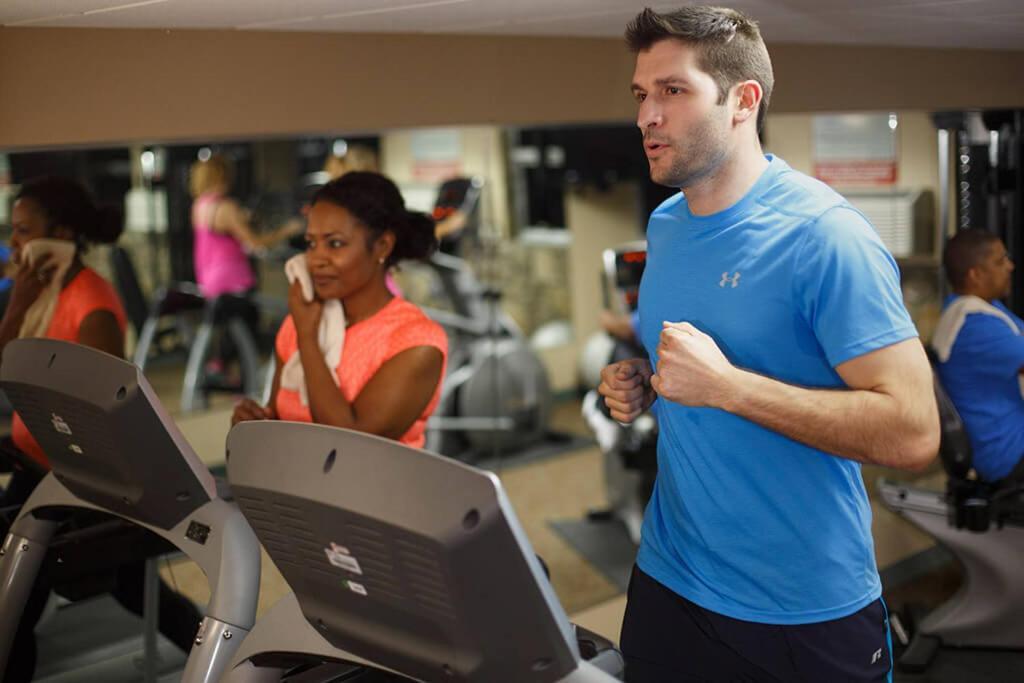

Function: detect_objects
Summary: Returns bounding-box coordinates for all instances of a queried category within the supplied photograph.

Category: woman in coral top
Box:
[0,177,127,480]
[0,177,202,683]
[232,172,447,448]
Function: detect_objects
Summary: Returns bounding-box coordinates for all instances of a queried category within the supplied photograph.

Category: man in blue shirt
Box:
[934,229,1024,483]
[599,7,939,682]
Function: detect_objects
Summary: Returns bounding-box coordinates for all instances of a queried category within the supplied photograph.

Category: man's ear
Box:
[733,80,763,127]
[965,264,983,288]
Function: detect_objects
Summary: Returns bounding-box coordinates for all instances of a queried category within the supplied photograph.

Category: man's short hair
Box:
[625,6,774,134]
[943,228,1001,290]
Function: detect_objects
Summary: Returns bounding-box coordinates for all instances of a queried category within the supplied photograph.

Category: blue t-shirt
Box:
[936,297,1024,481]
[636,155,918,625]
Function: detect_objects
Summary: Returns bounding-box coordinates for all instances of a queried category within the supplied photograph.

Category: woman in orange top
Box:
[0,177,201,682]
[0,176,127,475]
[232,172,447,447]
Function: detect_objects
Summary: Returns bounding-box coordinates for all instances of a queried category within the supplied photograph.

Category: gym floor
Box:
[140,362,949,647]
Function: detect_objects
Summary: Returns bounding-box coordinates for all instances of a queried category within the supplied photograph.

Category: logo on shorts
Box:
[719,271,741,288]
[871,647,883,664]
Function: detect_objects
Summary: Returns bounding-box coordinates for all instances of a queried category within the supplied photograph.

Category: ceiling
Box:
[1,0,1022,50]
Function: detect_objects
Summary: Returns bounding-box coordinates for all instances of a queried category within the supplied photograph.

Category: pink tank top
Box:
[192,193,256,298]
[275,297,448,448]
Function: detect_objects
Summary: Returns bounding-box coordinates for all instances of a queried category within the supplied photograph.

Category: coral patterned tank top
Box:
[275,297,447,448]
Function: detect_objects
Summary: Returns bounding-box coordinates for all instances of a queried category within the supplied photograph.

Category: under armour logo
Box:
[871,648,883,664]
[719,271,741,288]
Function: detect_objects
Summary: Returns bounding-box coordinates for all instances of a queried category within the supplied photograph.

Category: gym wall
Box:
[2,27,1024,150]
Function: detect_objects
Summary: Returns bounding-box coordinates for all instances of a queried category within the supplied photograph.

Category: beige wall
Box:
[566,183,643,344]
[0,28,636,150]
[2,27,1024,150]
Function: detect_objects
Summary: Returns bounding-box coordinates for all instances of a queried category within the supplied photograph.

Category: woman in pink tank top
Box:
[190,154,300,298]
[232,172,447,449]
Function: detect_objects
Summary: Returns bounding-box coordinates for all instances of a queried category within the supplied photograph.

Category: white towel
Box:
[279,253,346,406]
[932,294,1024,396]
[17,239,76,339]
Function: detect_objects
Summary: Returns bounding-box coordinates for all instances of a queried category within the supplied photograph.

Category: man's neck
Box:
[682,141,769,217]
[955,287,995,303]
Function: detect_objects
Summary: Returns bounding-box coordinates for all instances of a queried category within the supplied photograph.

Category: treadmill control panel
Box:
[186,520,211,545]
[603,241,647,314]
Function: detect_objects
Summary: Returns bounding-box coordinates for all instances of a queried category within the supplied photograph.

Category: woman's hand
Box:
[288,279,323,339]
[231,398,275,427]
[8,253,57,315]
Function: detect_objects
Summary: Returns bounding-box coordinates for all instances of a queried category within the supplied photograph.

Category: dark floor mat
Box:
[548,516,637,591]
[471,431,595,472]
[883,547,962,612]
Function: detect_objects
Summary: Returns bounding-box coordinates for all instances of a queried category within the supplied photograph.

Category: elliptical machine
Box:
[109,244,266,413]
[581,242,657,545]
[421,178,552,460]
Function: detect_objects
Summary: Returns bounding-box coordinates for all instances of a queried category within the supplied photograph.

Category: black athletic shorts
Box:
[620,565,893,683]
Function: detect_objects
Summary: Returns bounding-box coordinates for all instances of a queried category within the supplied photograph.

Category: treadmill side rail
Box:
[0,514,59,675]
[0,455,262,683]
[183,617,251,683]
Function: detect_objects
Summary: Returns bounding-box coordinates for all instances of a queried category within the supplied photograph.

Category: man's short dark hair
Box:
[943,228,1001,290]
[625,6,774,134]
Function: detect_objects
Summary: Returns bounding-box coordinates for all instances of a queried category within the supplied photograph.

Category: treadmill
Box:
[221,420,624,682]
[0,338,261,683]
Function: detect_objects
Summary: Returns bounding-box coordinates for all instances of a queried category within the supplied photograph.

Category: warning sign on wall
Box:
[410,129,463,182]
[813,113,898,186]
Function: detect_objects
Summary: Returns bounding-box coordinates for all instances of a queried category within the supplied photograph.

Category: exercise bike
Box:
[420,178,552,460]
[878,354,1024,681]
[580,242,657,545]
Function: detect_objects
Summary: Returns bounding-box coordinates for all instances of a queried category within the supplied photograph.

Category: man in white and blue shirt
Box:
[934,229,1024,484]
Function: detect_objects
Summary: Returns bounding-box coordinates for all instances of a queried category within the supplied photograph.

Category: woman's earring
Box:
[378,257,385,265]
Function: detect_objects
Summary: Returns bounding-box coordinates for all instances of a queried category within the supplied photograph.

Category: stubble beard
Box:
[649,111,730,190]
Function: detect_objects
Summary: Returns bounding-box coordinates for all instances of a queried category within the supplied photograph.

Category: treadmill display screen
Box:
[615,250,646,311]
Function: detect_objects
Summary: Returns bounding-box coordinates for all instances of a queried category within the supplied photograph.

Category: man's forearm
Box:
[721,369,934,469]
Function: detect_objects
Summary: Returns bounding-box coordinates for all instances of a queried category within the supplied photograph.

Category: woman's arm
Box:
[232,353,283,426]
[212,200,301,251]
[434,210,467,239]
[77,309,125,358]
[300,340,443,439]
